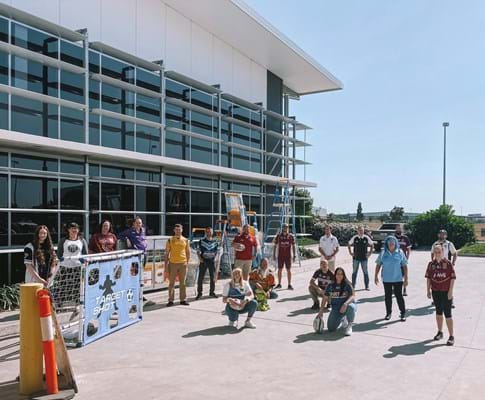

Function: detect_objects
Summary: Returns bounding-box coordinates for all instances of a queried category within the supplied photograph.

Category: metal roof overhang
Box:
[0,130,316,188]
[162,0,343,96]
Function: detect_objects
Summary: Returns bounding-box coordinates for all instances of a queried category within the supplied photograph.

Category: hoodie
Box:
[376,236,407,283]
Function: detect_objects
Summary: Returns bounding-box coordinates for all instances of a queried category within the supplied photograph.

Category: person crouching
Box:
[222,268,258,328]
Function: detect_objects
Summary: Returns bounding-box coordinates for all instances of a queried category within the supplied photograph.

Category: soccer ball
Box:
[313,316,325,334]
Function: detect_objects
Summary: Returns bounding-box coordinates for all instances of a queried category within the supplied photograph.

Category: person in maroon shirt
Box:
[273,223,296,290]
[89,220,118,253]
[425,244,456,346]
[231,224,257,280]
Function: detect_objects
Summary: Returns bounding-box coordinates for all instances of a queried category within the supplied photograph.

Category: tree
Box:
[356,202,364,221]
[292,188,315,234]
[389,206,404,221]
[379,214,389,223]
[408,205,475,248]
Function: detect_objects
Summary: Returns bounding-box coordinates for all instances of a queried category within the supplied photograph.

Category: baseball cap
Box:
[67,222,80,229]
[439,229,447,234]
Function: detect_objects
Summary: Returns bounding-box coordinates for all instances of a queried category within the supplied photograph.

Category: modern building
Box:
[0,0,342,284]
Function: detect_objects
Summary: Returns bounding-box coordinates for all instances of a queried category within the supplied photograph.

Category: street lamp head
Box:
[443,122,450,127]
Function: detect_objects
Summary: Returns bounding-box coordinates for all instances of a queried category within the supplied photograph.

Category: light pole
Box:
[442,122,449,205]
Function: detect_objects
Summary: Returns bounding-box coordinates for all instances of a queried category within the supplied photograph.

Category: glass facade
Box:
[0,13,312,284]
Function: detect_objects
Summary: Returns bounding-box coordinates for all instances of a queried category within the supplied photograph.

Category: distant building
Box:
[313,207,327,218]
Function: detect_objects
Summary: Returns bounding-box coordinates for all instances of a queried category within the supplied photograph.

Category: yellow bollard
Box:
[19,283,44,395]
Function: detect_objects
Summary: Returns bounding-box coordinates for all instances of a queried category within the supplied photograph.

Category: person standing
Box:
[308,259,334,310]
[231,224,257,281]
[394,225,412,296]
[273,223,296,290]
[24,225,57,286]
[317,267,356,336]
[375,236,408,321]
[165,224,191,307]
[426,245,456,346]
[348,226,373,290]
[118,217,147,253]
[222,268,257,328]
[89,219,118,253]
[318,225,339,273]
[196,227,219,300]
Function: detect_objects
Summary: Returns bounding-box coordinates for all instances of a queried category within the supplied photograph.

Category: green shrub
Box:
[0,284,20,311]
[299,246,319,260]
[408,205,475,249]
[312,222,371,245]
[459,243,485,255]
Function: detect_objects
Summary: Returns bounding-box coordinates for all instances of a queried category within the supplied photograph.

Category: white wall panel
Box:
[60,0,101,41]
[213,36,232,94]
[165,6,190,75]
[101,0,136,55]
[232,49,251,101]
[190,23,213,85]
[136,0,165,62]
[250,60,267,106]
[11,0,59,23]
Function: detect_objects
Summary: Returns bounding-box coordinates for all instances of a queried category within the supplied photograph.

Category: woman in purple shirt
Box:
[118,217,147,252]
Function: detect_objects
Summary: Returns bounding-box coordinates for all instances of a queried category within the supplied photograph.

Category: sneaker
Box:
[344,324,353,336]
[446,336,455,346]
[195,294,202,300]
[228,320,236,327]
[311,302,319,310]
[180,301,190,306]
[275,284,282,289]
[288,285,294,290]
[209,293,218,298]
[433,331,444,341]
[365,287,370,291]
[384,314,392,321]
[400,313,406,322]
[244,319,256,329]
[167,301,174,307]
[341,317,349,329]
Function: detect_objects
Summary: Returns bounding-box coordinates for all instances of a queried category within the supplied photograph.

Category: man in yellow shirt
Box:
[165,224,191,306]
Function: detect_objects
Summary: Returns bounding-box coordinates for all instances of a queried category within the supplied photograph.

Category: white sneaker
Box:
[345,324,353,336]
[244,320,256,329]
[341,317,349,329]
[228,320,236,327]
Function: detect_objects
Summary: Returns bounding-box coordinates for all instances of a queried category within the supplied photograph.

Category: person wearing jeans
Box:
[348,226,373,290]
[317,267,356,336]
[196,227,219,300]
[222,268,257,328]
[375,236,408,321]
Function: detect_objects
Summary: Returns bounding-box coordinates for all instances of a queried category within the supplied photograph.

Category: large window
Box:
[60,180,84,209]
[11,212,58,245]
[0,93,8,129]
[101,116,134,151]
[60,107,84,143]
[136,186,160,212]
[11,23,58,58]
[11,176,58,209]
[11,96,58,138]
[101,183,134,211]
[11,56,58,97]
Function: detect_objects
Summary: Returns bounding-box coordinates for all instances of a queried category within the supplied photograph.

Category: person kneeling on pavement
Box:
[317,267,356,336]
[223,268,258,328]
[249,258,278,311]
[309,259,335,310]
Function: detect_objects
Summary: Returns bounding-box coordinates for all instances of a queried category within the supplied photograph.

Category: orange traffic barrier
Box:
[37,289,58,395]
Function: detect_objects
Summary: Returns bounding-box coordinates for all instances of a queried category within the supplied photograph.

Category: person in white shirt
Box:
[319,225,339,272]
[431,229,457,266]
[222,268,257,328]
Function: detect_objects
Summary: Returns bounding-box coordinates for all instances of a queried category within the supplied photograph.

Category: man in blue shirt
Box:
[196,227,219,299]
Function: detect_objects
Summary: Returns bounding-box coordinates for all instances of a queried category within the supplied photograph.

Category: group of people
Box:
[302,225,457,344]
[24,217,147,287]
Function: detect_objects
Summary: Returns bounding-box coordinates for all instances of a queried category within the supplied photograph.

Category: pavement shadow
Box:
[0,314,19,323]
[294,331,345,343]
[182,325,243,338]
[0,380,20,399]
[143,303,164,312]
[0,339,19,363]
[383,339,446,358]
[407,305,435,317]
[287,307,318,317]
[357,295,385,304]
[353,318,401,333]
[277,294,311,303]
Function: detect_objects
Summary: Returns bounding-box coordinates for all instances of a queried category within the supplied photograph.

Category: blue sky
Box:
[245,0,485,216]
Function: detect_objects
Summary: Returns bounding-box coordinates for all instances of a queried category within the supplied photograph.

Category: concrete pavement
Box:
[1,251,484,400]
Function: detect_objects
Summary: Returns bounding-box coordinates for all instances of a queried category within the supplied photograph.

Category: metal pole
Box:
[442,122,449,205]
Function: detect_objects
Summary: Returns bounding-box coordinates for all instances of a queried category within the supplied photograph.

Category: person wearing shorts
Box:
[273,223,296,290]
[319,225,339,272]
[232,224,257,280]
[426,244,456,346]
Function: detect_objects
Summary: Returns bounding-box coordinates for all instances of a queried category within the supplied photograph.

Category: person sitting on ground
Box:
[222,268,257,328]
[249,258,277,299]
[317,267,356,336]
[309,259,335,310]
[426,244,456,346]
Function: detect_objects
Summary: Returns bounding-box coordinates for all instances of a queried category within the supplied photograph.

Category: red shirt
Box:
[89,232,117,253]
[425,259,456,291]
[233,233,257,260]
[275,233,294,259]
